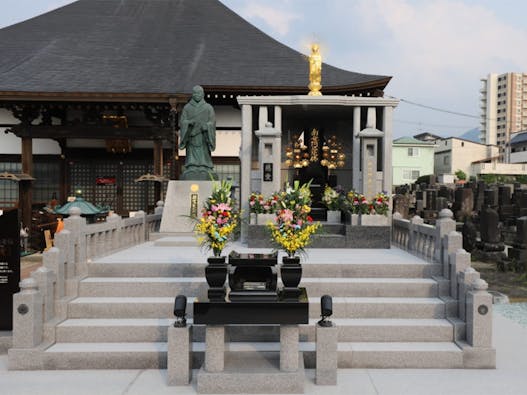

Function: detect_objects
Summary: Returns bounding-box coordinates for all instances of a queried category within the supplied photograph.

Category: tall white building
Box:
[480,72,527,162]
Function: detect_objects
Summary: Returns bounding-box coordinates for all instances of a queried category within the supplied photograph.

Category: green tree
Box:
[455,169,467,181]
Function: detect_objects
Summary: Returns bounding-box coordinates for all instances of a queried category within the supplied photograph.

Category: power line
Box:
[387,95,481,119]
[393,119,476,130]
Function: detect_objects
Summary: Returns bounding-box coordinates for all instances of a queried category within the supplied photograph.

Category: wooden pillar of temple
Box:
[153,139,163,204]
[20,136,33,229]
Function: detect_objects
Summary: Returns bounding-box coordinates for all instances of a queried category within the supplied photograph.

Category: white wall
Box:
[0,109,61,155]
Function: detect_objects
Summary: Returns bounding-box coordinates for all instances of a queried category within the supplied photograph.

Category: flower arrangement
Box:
[195,179,239,256]
[346,191,370,215]
[248,192,280,214]
[267,181,321,257]
[372,192,390,216]
[321,185,342,211]
[248,192,266,214]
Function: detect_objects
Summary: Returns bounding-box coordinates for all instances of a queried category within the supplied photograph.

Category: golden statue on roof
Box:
[308,43,322,96]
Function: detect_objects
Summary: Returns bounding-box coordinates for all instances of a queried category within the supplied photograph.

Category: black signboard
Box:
[0,209,20,330]
[263,163,273,182]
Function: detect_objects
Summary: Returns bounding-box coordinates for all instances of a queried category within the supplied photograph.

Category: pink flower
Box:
[211,204,219,212]
[249,201,255,206]
[217,203,230,211]
[281,209,294,222]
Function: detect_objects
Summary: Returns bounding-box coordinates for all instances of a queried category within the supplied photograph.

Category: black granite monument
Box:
[0,209,20,330]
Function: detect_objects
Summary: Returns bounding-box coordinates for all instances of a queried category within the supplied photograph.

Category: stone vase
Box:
[350,213,359,226]
[249,213,257,225]
[326,210,341,224]
[359,214,390,226]
[281,256,302,287]
[281,256,302,301]
[205,256,227,301]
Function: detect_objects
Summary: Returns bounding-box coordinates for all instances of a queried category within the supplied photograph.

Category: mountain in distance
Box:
[458,127,480,143]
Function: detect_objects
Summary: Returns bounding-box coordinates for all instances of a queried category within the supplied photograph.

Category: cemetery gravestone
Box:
[0,209,20,330]
[508,216,527,271]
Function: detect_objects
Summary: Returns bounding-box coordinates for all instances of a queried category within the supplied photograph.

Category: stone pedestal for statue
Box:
[159,181,214,234]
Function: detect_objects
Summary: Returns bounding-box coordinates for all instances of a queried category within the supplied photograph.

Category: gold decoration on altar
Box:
[320,135,346,174]
[308,43,322,96]
[309,129,319,162]
[285,133,309,169]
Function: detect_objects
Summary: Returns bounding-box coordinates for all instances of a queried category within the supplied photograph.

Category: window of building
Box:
[443,155,450,165]
[461,141,464,147]
[402,169,420,180]
[407,147,419,157]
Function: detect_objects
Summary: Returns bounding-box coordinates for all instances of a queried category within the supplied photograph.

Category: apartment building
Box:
[480,72,527,162]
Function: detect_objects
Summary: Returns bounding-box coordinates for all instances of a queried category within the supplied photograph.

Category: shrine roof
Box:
[0,0,390,99]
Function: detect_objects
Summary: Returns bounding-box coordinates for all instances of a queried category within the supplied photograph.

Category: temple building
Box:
[0,0,394,227]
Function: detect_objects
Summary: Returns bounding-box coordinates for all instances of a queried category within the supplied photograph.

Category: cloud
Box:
[345,0,527,95]
[239,2,301,36]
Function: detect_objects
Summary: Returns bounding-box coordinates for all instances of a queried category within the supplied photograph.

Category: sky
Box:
[0,0,526,138]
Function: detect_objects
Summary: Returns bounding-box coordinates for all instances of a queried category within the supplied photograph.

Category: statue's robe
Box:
[179,99,216,179]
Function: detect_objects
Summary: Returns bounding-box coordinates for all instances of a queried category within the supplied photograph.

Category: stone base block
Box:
[197,352,304,394]
[0,331,12,354]
[8,347,44,370]
[461,345,496,368]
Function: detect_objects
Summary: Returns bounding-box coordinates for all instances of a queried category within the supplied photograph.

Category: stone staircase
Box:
[32,242,466,370]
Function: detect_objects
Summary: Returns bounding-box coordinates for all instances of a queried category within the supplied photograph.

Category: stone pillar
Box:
[466,279,493,348]
[258,106,268,130]
[352,106,361,191]
[12,278,43,348]
[382,106,393,194]
[255,122,282,197]
[315,322,337,385]
[408,215,424,252]
[31,267,55,322]
[274,106,282,134]
[240,104,253,242]
[205,325,224,373]
[155,200,164,215]
[167,325,192,385]
[361,136,378,199]
[280,325,299,372]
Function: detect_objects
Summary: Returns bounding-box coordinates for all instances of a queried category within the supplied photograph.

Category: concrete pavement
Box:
[1,310,526,395]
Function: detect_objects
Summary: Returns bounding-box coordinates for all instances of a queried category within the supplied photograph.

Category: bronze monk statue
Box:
[179,85,218,180]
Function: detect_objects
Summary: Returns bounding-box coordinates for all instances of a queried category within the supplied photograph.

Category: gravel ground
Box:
[495,303,527,328]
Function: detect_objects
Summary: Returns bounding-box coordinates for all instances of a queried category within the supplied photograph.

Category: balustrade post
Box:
[31,267,56,323]
[409,215,423,253]
[107,212,121,252]
[442,231,463,279]
[53,230,73,280]
[63,207,87,277]
[42,246,64,300]
[12,278,43,348]
[435,209,455,262]
[135,210,146,243]
[458,267,480,321]
[449,249,470,300]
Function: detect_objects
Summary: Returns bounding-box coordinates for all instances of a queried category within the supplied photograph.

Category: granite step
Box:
[77,277,439,298]
[42,341,463,369]
[55,318,454,343]
[87,261,441,279]
[68,296,446,319]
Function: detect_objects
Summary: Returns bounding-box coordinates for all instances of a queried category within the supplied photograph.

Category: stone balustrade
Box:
[9,203,163,363]
[392,208,495,367]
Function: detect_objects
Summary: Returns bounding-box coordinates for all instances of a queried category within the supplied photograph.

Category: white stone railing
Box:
[392,209,495,367]
[9,203,164,367]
